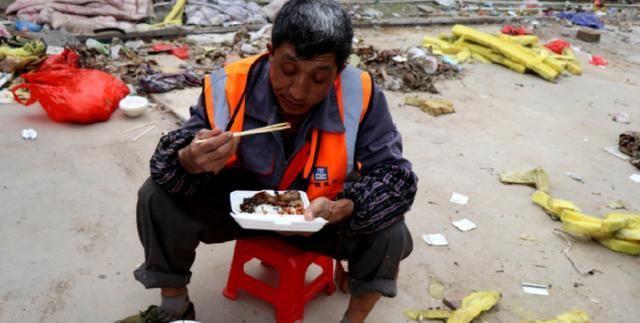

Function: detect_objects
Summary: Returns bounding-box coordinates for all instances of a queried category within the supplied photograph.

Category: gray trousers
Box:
[134,177,413,297]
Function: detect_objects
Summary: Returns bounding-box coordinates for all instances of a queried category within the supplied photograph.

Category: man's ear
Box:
[267,43,274,57]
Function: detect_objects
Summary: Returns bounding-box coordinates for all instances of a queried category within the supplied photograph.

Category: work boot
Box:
[116,301,195,323]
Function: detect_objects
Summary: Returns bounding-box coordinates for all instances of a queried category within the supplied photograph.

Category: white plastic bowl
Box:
[119,95,149,117]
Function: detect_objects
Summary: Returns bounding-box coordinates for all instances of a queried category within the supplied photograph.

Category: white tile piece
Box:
[450,192,469,205]
[422,234,448,246]
[603,146,630,161]
[630,174,640,183]
[452,218,477,232]
[522,282,549,296]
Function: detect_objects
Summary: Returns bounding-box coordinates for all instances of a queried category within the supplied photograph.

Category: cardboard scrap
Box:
[405,96,455,116]
[500,167,550,193]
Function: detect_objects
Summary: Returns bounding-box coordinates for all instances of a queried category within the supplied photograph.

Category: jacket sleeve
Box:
[341,83,418,235]
[149,94,214,195]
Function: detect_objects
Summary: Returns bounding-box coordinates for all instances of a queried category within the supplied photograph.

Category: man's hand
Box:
[304,197,354,224]
[178,127,239,174]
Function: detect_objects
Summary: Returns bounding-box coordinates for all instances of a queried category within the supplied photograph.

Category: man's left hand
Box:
[304,197,354,224]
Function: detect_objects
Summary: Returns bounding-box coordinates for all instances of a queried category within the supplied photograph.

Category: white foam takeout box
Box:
[230,190,327,232]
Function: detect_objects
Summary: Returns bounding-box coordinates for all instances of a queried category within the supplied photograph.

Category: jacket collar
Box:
[244,56,345,133]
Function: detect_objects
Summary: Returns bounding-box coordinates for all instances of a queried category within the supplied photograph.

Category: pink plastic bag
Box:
[11,49,129,124]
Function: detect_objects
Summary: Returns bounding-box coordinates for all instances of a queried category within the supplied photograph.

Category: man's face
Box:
[268,42,339,116]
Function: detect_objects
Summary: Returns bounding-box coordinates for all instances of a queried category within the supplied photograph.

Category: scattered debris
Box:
[501,25,530,36]
[520,234,537,242]
[139,68,202,94]
[533,191,640,255]
[185,0,267,27]
[606,200,627,210]
[530,310,591,323]
[499,167,550,193]
[565,172,585,183]
[351,45,457,93]
[150,43,189,60]
[532,191,581,221]
[589,54,608,67]
[602,146,630,161]
[630,174,640,183]
[405,291,500,323]
[610,112,630,124]
[576,29,601,43]
[0,90,14,104]
[450,192,469,205]
[423,234,449,246]
[133,124,157,142]
[405,97,455,117]
[447,291,501,323]
[545,39,571,55]
[404,309,451,321]
[556,12,604,29]
[21,128,38,140]
[6,0,151,34]
[424,25,582,82]
[428,278,445,300]
[619,132,640,170]
[452,219,476,232]
[553,229,599,276]
[521,282,549,296]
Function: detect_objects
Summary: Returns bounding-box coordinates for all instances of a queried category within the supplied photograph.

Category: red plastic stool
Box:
[223,237,336,323]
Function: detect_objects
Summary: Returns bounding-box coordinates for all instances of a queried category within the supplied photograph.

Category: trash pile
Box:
[350,45,458,93]
[0,36,46,75]
[500,168,640,256]
[5,0,152,34]
[185,0,267,26]
[423,24,583,82]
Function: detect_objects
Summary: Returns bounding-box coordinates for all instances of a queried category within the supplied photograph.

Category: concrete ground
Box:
[1,23,639,322]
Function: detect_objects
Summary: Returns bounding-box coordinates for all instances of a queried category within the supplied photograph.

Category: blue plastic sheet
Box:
[556,12,604,29]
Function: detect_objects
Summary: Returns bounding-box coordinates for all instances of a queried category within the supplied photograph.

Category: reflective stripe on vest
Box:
[339,65,365,175]
[211,68,230,129]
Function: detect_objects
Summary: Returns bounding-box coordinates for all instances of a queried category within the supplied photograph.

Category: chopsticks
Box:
[194,122,291,143]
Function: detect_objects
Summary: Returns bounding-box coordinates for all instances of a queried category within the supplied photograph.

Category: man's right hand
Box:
[178,127,238,174]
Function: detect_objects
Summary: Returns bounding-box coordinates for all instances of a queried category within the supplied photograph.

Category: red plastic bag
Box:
[589,54,608,67]
[545,39,571,54]
[11,49,129,124]
[501,25,529,36]
[151,43,189,60]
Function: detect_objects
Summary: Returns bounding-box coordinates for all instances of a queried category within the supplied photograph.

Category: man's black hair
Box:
[271,0,353,69]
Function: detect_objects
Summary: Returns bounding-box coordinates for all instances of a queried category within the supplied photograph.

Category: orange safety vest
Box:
[202,54,372,200]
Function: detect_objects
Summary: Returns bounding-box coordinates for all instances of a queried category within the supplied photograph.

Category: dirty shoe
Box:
[116,301,195,323]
